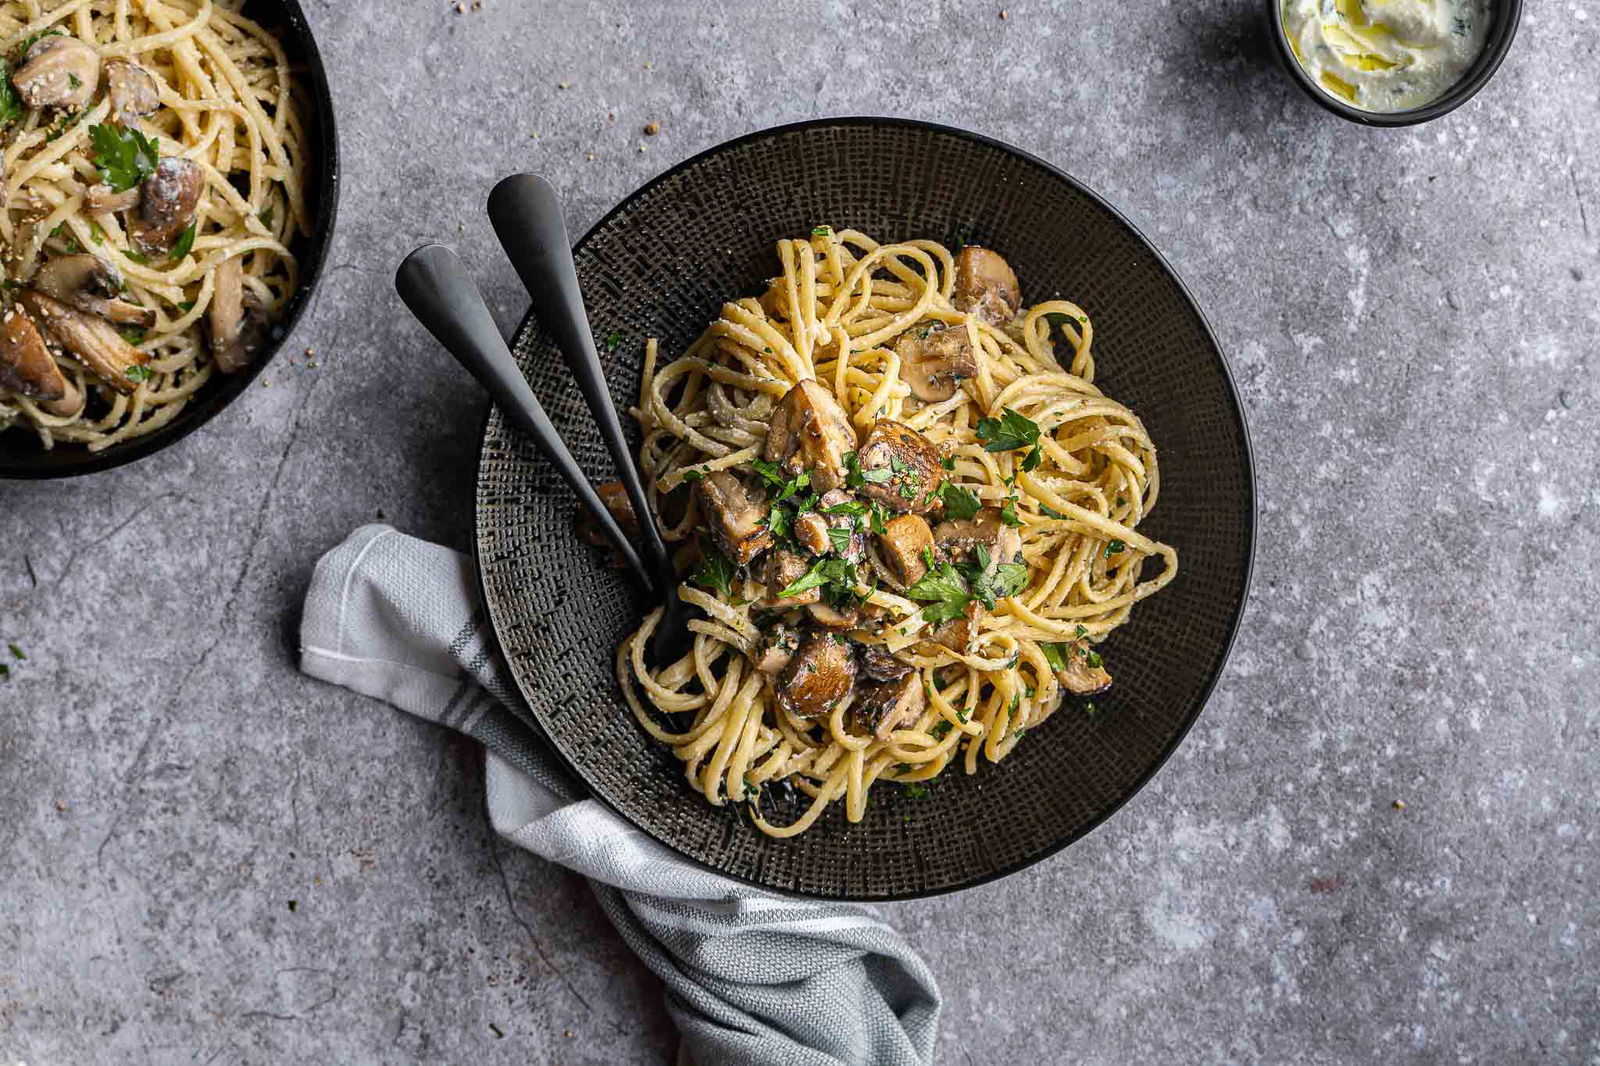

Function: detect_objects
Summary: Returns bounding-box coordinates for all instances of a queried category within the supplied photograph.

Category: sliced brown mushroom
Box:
[574,479,640,567]
[86,183,142,214]
[807,601,859,630]
[33,255,156,328]
[794,489,866,561]
[794,511,831,556]
[852,672,925,740]
[763,548,820,608]
[894,322,977,403]
[753,624,802,677]
[858,644,913,682]
[954,247,1021,327]
[104,58,160,124]
[926,600,984,657]
[695,471,773,565]
[0,306,67,406]
[876,513,934,587]
[1054,638,1112,695]
[932,506,1023,580]
[208,254,254,372]
[764,379,856,492]
[129,157,203,256]
[775,628,856,720]
[12,36,100,111]
[18,289,147,394]
[856,419,943,514]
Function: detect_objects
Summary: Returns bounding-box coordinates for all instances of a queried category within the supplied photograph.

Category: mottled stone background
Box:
[2,1,1597,1063]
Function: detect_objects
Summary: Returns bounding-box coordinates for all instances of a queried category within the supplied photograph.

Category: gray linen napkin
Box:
[299,524,941,1066]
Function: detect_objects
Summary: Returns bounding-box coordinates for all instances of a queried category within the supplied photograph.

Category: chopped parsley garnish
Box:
[89,221,106,245]
[1105,539,1126,557]
[940,454,955,471]
[1040,503,1067,520]
[691,544,738,598]
[778,556,856,600]
[897,482,918,499]
[937,479,982,521]
[1085,649,1104,669]
[867,500,889,535]
[1041,642,1073,672]
[7,643,22,660]
[843,450,892,487]
[0,64,18,129]
[118,326,147,345]
[821,498,867,518]
[259,206,275,228]
[902,782,930,799]
[89,124,159,193]
[169,223,197,262]
[1000,498,1022,527]
[0,663,9,681]
[123,248,149,265]
[1044,311,1088,328]
[10,27,64,65]
[904,561,972,625]
[124,363,152,383]
[603,329,623,351]
[825,526,854,554]
[680,468,705,482]
[976,406,1043,471]
[811,225,832,237]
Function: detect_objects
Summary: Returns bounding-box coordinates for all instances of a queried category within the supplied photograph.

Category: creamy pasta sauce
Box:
[1281,0,1493,112]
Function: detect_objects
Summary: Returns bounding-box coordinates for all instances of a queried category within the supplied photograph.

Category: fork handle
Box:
[394,243,654,590]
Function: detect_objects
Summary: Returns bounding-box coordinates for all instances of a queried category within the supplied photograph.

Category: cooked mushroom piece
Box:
[876,513,934,587]
[858,644,913,682]
[807,601,859,630]
[927,600,984,656]
[694,471,772,565]
[763,548,820,608]
[894,322,977,402]
[954,246,1021,326]
[86,183,142,214]
[129,158,203,256]
[1054,639,1112,695]
[208,254,255,372]
[775,628,856,720]
[574,479,640,565]
[764,379,856,492]
[33,255,156,328]
[18,289,148,394]
[12,36,100,111]
[753,624,802,677]
[856,420,943,514]
[794,511,831,556]
[932,506,1023,580]
[852,672,925,740]
[0,307,72,412]
[104,58,160,124]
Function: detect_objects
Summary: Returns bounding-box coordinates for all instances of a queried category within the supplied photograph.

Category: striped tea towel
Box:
[299,525,941,1066]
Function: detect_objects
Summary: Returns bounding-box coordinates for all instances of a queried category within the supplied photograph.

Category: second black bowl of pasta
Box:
[0,0,337,479]
[475,118,1255,900]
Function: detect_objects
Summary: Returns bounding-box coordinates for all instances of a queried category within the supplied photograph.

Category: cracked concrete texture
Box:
[2,1,1597,1063]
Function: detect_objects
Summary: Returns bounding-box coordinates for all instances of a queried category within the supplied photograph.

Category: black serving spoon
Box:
[394,243,653,590]
[485,173,693,666]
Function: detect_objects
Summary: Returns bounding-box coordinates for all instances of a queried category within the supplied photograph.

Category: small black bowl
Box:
[0,0,340,480]
[1265,0,1523,127]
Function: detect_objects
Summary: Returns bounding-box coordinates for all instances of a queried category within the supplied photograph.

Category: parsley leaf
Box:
[7,643,23,660]
[975,407,1040,454]
[680,468,705,482]
[903,782,930,799]
[259,206,274,228]
[1040,503,1067,520]
[118,326,147,345]
[124,364,152,383]
[0,61,21,129]
[89,124,159,193]
[905,561,972,625]
[169,223,197,262]
[811,225,832,237]
[821,498,867,518]
[751,458,785,487]
[867,500,889,535]
[779,556,854,600]
[844,450,892,487]
[992,559,1029,599]
[1041,642,1073,672]
[825,526,854,554]
[0,663,9,681]
[603,329,623,351]
[937,479,982,521]
[1105,539,1126,557]
[691,544,738,598]
[1000,498,1022,527]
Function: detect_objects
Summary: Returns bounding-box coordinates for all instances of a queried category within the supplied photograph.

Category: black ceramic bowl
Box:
[1266,0,1523,127]
[0,0,339,480]
[475,118,1256,900]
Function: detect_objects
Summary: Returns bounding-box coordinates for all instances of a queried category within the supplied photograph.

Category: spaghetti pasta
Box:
[0,0,308,451]
[616,228,1177,838]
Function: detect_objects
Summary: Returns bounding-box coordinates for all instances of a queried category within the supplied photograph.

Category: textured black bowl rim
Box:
[473,116,1258,901]
[0,0,341,480]
[1264,0,1523,127]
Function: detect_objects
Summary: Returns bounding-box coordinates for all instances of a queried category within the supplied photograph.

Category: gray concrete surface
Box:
[3,1,1598,1063]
